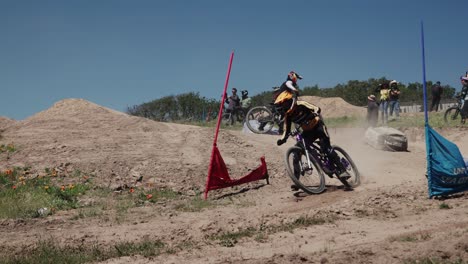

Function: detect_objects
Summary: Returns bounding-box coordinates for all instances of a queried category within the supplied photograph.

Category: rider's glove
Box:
[277,138,287,146]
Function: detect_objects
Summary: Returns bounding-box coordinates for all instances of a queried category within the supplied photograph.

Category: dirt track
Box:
[1,98,468,263]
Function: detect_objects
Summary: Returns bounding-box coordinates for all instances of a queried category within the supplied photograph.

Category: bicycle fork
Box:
[301,138,314,172]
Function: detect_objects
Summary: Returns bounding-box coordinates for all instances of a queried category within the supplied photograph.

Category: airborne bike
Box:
[284,127,360,194]
[245,103,284,134]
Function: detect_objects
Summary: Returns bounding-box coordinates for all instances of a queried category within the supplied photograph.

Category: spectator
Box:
[430,81,443,112]
[376,82,390,125]
[367,94,379,127]
[240,90,252,110]
[388,80,400,120]
[225,88,241,111]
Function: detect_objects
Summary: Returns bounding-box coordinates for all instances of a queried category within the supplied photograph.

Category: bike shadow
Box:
[292,184,352,198]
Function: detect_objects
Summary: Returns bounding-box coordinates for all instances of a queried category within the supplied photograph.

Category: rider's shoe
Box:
[338,171,351,181]
[290,184,300,191]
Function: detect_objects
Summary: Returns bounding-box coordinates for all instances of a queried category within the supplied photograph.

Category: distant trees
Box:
[127,92,218,122]
[127,78,457,121]
[300,79,456,106]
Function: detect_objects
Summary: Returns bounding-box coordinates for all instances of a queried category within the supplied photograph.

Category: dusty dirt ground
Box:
[0,98,468,263]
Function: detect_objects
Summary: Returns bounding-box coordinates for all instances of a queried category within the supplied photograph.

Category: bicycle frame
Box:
[291,129,335,176]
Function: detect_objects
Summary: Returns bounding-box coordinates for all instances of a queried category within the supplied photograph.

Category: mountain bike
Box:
[222,107,246,126]
[284,127,360,194]
[444,94,466,126]
[245,103,284,134]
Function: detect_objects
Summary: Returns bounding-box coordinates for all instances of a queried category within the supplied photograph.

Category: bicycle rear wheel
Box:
[332,146,360,188]
[285,146,325,194]
[245,106,275,134]
[221,112,233,126]
[444,107,461,126]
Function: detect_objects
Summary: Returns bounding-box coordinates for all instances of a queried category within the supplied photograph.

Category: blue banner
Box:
[421,22,468,197]
[426,125,468,197]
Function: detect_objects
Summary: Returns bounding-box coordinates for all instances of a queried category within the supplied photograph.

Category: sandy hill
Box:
[0,98,277,190]
[299,96,366,118]
[0,116,16,131]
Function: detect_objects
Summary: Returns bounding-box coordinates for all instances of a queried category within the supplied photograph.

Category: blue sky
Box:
[1,0,467,120]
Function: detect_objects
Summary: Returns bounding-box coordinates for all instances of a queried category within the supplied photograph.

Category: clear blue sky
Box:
[1,0,467,120]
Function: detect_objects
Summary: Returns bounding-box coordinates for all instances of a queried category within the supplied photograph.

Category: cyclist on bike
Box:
[460,76,468,123]
[274,71,302,105]
[275,72,351,184]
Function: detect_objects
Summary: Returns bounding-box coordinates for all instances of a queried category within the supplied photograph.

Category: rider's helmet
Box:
[241,90,248,97]
[461,76,468,82]
[232,87,238,93]
[287,71,303,83]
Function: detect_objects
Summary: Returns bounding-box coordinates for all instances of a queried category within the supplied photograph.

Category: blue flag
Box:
[426,125,468,197]
[421,22,468,197]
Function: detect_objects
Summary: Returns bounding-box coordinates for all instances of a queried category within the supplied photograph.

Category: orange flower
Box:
[146,194,153,200]
[12,185,17,190]
[5,169,13,175]
[129,187,135,193]
[60,186,65,191]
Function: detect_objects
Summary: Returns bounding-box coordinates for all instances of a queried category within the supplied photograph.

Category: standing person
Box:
[460,76,468,123]
[224,88,241,122]
[240,90,252,110]
[430,81,443,112]
[367,95,379,127]
[388,80,400,120]
[377,82,390,125]
[225,88,241,112]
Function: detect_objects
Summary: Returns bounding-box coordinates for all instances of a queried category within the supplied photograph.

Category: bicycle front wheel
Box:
[285,146,325,194]
[444,107,461,126]
[245,106,275,134]
[332,146,360,188]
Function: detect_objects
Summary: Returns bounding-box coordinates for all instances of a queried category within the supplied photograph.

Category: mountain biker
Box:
[258,72,302,134]
[274,71,302,106]
[274,75,351,188]
[460,76,468,123]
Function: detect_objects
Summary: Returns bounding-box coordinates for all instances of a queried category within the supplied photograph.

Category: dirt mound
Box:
[0,116,16,131]
[0,98,279,191]
[299,96,366,118]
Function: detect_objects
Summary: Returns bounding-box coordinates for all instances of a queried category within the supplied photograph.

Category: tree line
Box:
[127,78,457,122]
